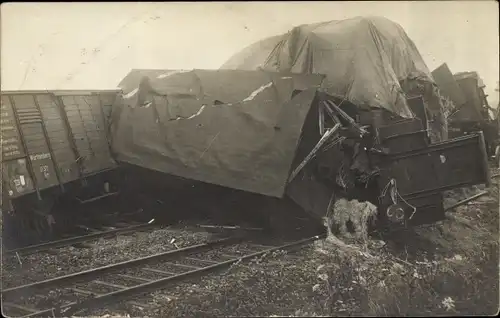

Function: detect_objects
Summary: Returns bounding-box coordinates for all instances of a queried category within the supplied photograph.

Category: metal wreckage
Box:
[110,16,490,235]
[431,62,500,158]
[1,16,492,241]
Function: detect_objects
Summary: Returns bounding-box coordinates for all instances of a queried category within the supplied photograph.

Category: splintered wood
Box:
[288,123,341,182]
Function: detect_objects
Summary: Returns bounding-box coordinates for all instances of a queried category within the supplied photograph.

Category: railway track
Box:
[2,234,325,318]
[3,203,164,255]
[4,221,158,256]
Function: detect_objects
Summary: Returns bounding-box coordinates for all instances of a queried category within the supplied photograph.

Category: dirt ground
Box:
[73,166,499,318]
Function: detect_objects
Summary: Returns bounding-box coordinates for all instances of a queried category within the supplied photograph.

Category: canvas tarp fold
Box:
[221,16,435,119]
[110,69,325,198]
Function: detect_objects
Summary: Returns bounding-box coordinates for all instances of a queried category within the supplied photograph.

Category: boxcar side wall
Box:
[1,90,119,207]
[57,93,116,175]
[1,95,39,199]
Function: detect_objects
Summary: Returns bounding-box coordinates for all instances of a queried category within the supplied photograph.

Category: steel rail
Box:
[5,222,158,256]
[52,234,324,317]
[2,236,239,300]
[3,234,324,317]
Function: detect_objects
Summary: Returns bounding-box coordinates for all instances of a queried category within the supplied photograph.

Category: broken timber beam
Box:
[288,123,341,182]
[325,100,368,136]
[322,101,342,125]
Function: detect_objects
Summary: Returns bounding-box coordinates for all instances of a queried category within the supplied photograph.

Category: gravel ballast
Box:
[2,224,213,288]
[3,167,498,317]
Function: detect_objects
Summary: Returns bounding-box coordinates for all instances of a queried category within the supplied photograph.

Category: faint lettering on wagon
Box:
[30,153,51,161]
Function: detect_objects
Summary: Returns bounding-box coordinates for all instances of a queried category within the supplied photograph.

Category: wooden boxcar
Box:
[1,90,121,243]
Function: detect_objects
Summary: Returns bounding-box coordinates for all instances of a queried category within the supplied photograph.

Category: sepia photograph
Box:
[1,1,499,317]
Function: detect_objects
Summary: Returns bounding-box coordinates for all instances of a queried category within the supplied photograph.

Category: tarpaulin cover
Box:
[221,16,434,119]
[111,69,325,198]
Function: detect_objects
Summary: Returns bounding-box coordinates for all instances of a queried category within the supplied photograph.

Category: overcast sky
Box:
[1,1,499,105]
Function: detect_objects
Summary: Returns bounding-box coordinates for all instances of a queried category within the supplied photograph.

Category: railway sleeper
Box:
[2,235,323,317]
[70,287,152,310]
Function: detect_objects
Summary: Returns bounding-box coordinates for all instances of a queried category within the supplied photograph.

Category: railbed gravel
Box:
[77,248,305,318]
[79,174,499,318]
[1,225,213,289]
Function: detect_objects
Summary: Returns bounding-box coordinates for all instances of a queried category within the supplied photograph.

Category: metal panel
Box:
[10,95,60,190]
[59,95,116,174]
[431,63,466,107]
[376,118,429,153]
[2,90,119,199]
[376,132,490,199]
[3,95,41,199]
[451,77,483,122]
[1,96,36,198]
[35,94,80,184]
[1,96,25,160]
[99,93,117,121]
[406,193,445,226]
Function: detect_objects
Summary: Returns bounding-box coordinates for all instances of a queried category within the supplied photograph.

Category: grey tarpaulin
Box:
[110,69,326,198]
[221,16,435,119]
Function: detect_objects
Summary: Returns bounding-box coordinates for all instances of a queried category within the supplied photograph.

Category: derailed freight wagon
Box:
[431,63,499,157]
[218,16,490,231]
[110,68,490,235]
[1,90,121,244]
